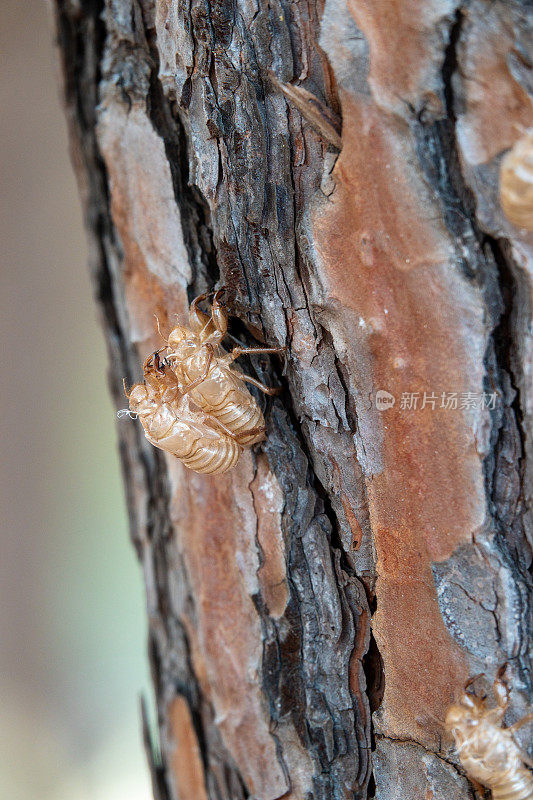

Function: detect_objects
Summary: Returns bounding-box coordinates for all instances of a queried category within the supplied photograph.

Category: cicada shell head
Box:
[499,128,533,230]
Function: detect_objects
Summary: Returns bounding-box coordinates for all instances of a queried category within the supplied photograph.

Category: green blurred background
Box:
[1,2,151,798]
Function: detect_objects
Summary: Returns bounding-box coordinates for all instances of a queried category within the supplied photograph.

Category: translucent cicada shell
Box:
[164,291,283,446]
[499,129,533,231]
[125,351,242,475]
[122,293,284,474]
[446,675,533,800]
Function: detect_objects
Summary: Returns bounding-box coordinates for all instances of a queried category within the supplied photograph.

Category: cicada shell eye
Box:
[499,129,533,231]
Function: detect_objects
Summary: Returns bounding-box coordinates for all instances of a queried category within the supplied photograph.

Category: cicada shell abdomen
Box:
[129,384,242,475]
[173,347,265,446]
[500,129,533,231]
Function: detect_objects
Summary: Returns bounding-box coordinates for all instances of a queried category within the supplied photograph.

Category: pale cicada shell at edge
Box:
[446,676,533,800]
[128,381,242,475]
[499,128,533,231]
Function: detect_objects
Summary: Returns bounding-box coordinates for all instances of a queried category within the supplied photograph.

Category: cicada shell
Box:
[499,129,533,231]
[446,676,533,800]
[126,352,242,475]
[123,292,283,473]
[164,290,283,446]
[129,384,242,474]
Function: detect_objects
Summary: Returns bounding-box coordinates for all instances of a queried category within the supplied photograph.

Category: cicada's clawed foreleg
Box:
[210,289,228,339]
[123,378,131,399]
[189,292,215,335]
[464,673,485,692]
[493,675,511,714]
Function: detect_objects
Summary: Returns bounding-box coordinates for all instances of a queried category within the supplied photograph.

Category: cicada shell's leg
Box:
[509,712,533,734]
[201,412,240,440]
[492,677,511,718]
[238,373,283,396]
[210,289,228,340]
[508,711,533,767]
[236,424,265,442]
[227,345,286,363]
[194,289,228,347]
[464,674,485,693]
[123,378,132,399]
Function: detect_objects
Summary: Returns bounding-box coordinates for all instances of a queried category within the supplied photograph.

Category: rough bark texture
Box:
[54,1,532,798]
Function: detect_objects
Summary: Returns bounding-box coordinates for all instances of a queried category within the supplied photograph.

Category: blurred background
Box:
[0,2,152,798]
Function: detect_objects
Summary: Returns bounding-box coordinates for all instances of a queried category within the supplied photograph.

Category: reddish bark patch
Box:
[167,695,209,800]
[312,93,486,743]
[168,458,289,800]
[347,0,454,115]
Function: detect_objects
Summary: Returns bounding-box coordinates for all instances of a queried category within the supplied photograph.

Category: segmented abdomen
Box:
[178,432,242,474]
[131,388,242,475]
[146,420,242,475]
[492,772,533,800]
[206,386,264,445]
[182,362,265,446]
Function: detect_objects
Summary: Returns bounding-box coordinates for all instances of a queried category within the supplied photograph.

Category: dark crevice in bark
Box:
[262,393,372,797]
[143,26,221,299]
[484,235,529,572]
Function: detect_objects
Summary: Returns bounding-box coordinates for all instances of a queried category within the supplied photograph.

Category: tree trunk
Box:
[53,1,532,798]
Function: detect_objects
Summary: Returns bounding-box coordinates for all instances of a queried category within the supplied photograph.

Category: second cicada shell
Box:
[164,290,283,446]
[446,675,533,800]
[127,352,242,475]
[499,129,533,231]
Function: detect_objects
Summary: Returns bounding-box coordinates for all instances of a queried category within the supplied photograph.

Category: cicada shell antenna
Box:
[154,314,167,344]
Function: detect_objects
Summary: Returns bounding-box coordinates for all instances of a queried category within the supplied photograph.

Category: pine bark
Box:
[54,1,532,798]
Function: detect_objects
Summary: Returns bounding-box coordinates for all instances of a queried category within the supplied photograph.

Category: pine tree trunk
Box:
[53,1,532,798]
